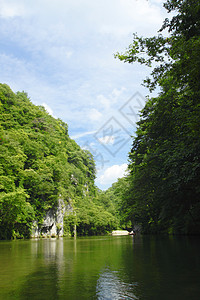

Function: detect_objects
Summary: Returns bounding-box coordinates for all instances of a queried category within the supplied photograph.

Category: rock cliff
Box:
[31,198,71,238]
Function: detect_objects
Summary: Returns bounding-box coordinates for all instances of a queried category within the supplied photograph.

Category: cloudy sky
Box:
[0,0,169,190]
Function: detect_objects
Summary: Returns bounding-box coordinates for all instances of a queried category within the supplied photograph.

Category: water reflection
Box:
[0,236,200,299]
[27,238,75,299]
[96,267,138,300]
[31,238,65,268]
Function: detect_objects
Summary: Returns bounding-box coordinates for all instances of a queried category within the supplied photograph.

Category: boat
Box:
[129,231,136,236]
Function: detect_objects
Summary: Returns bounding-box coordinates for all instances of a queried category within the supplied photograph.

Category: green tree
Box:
[115,0,200,234]
[0,188,35,239]
[0,83,117,239]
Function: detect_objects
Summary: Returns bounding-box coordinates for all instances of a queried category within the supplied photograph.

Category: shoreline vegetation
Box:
[0,84,119,240]
[114,0,200,236]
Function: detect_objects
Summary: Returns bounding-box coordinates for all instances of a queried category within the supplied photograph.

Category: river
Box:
[0,235,200,299]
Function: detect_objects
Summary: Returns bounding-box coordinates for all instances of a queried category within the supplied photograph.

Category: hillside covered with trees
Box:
[114,0,200,235]
[0,84,118,239]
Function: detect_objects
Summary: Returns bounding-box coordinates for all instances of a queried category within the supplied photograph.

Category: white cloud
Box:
[0,2,26,18]
[71,130,96,140]
[98,135,115,145]
[96,87,127,112]
[88,108,102,121]
[42,103,56,118]
[45,46,73,62]
[97,95,111,110]
[111,87,126,100]
[97,163,128,185]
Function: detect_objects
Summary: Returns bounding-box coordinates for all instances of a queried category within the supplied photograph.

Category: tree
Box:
[0,83,118,239]
[115,0,200,234]
[0,188,35,239]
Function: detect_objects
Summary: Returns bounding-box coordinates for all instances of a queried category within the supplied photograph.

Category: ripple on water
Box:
[96,267,139,300]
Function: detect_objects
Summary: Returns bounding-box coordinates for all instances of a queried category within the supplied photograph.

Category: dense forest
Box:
[0,84,118,239]
[114,0,200,234]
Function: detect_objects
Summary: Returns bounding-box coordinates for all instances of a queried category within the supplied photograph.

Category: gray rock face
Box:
[31,198,67,238]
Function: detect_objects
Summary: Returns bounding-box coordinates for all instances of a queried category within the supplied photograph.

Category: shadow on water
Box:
[120,235,200,300]
[1,235,200,299]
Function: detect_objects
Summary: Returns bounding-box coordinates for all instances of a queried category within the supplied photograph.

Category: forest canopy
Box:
[114,0,200,234]
[0,84,118,239]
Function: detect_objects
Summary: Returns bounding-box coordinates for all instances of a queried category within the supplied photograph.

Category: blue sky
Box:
[0,0,168,190]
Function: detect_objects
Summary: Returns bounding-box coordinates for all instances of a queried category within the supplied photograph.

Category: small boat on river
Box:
[112,230,129,236]
[111,230,136,236]
[129,231,136,236]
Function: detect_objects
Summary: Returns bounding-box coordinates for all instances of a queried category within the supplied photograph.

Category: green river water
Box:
[0,235,200,299]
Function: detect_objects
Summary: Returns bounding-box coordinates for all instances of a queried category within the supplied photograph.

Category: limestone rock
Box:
[31,198,67,238]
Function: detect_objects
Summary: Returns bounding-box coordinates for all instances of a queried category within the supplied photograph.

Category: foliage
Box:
[115,0,200,234]
[75,195,118,236]
[98,178,132,230]
[0,84,117,239]
[0,188,34,239]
